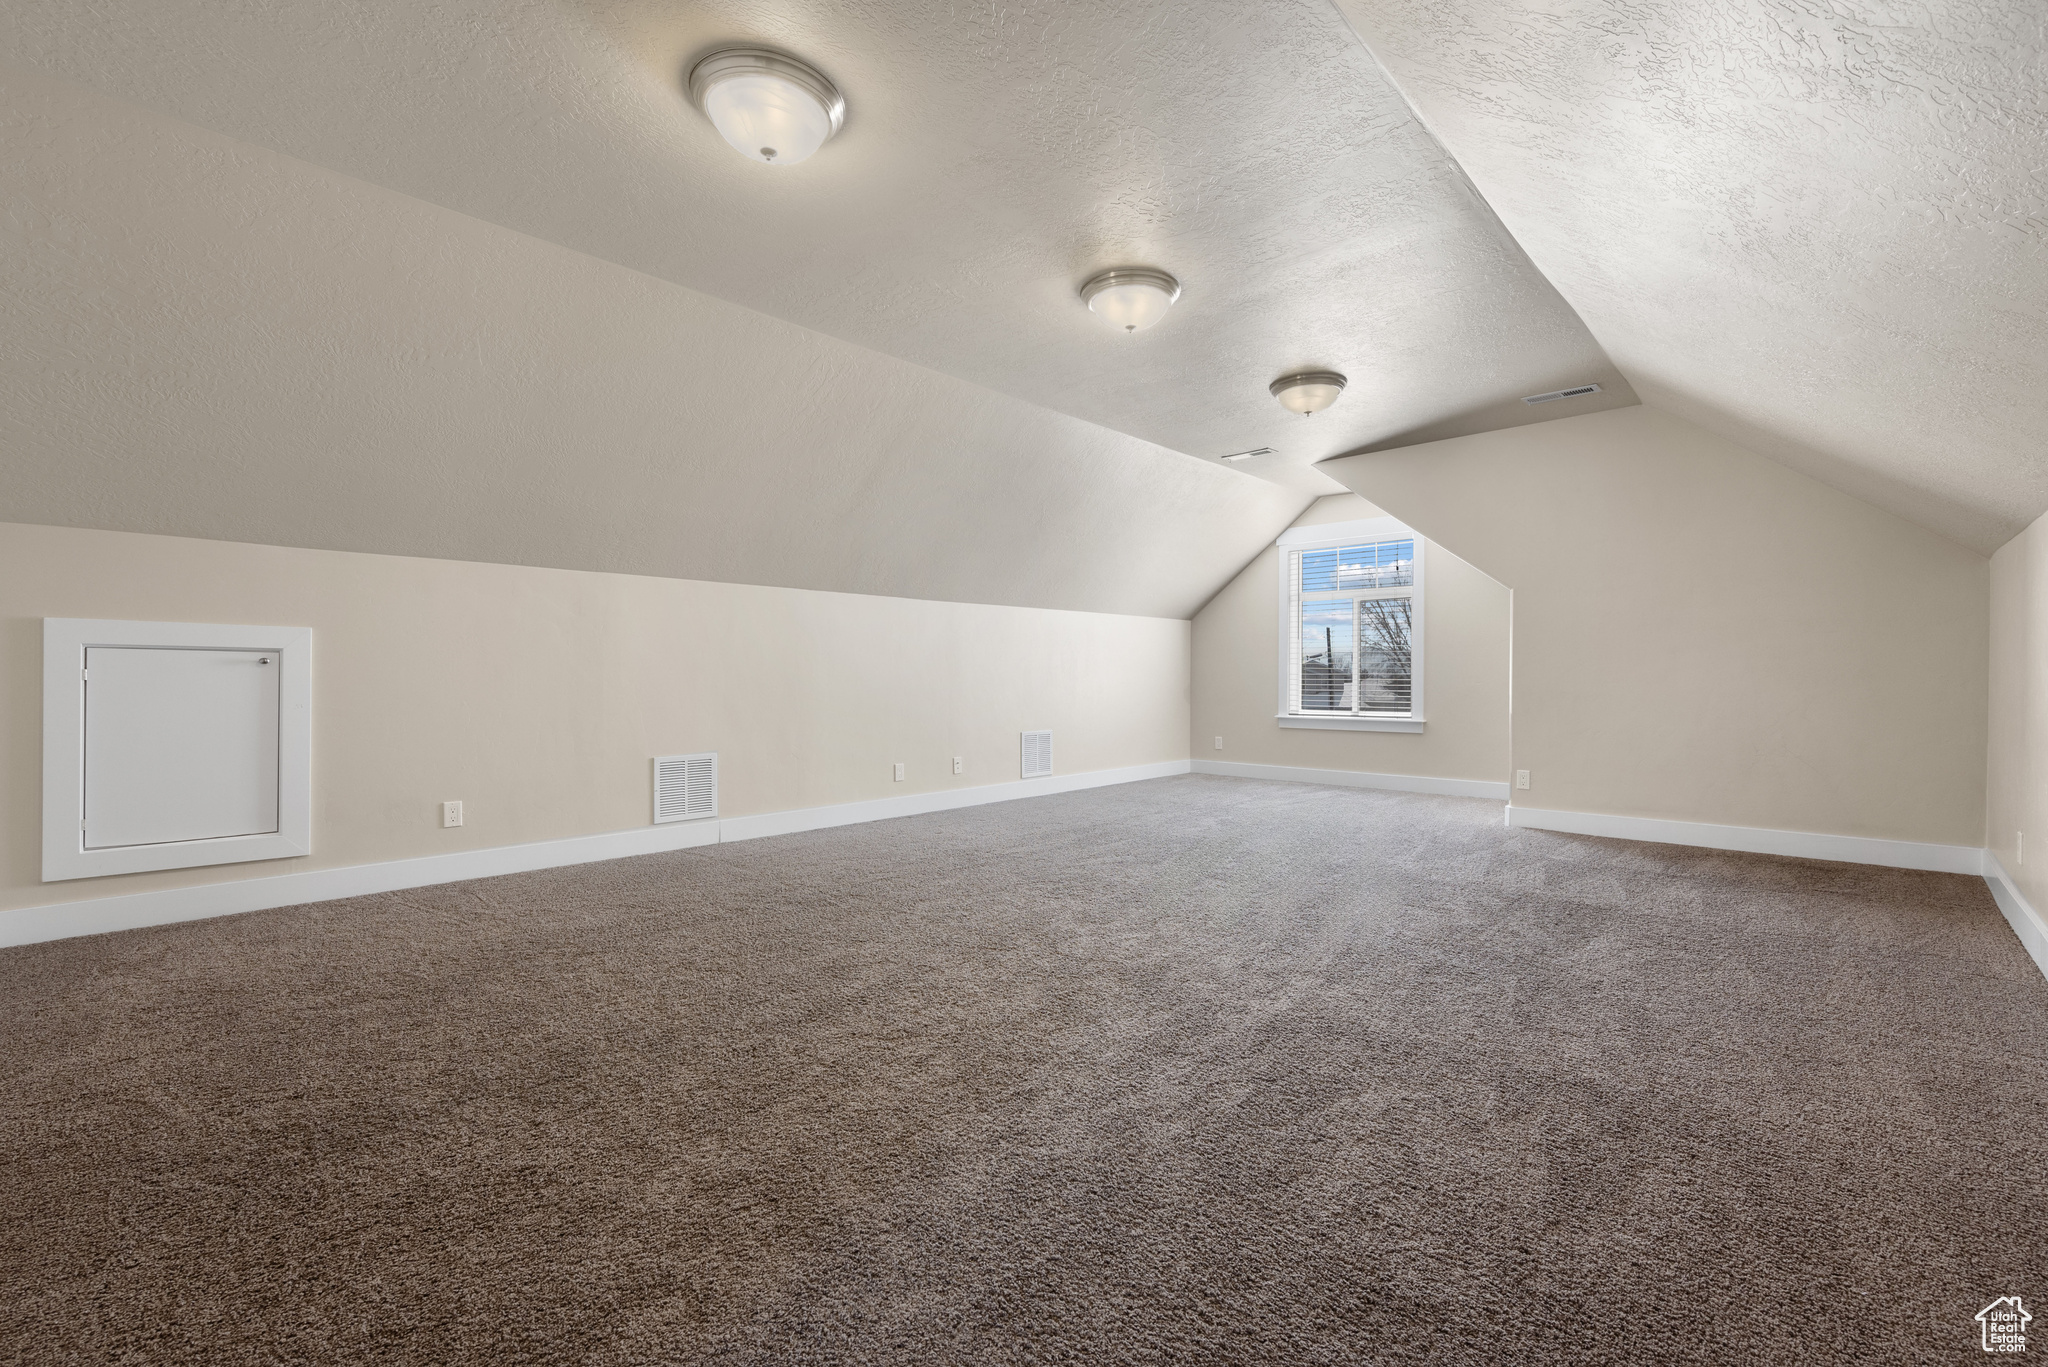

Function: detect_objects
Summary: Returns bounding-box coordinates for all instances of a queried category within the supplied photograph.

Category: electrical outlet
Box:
[953,756,963,775]
[441,800,464,828]
[893,763,905,782]
[1214,735,1224,750]
[1515,770,1530,791]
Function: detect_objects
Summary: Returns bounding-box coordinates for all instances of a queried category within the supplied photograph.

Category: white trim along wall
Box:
[1505,804,1983,874]
[1984,854,2048,984]
[7,767,2042,988]
[1193,759,1506,800]
[1200,763,2042,983]
[0,760,1190,949]
[1509,805,2043,984]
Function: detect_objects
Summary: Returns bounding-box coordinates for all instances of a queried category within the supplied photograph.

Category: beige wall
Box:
[1989,512,2045,898]
[1323,406,1989,845]
[0,522,1191,914]
[1191,495,1511,784]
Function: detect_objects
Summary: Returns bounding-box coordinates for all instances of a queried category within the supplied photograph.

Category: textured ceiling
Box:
[1336,0,2048,552]
[0,65,1302,619]
[0,0,1632,499]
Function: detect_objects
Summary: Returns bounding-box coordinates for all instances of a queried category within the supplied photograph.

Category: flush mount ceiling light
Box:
[1079,268,1181,333]
[1270,370,1347,416]
[688,47,845,166]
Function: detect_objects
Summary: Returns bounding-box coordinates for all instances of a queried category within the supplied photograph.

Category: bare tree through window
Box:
[1289,534,1418,718]
[1356,597,1412,711]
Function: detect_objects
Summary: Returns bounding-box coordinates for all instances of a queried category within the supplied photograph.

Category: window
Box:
[1276,519,1424,732]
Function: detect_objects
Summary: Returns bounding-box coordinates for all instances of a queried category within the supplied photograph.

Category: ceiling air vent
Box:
[1522,383,1602,405]
[1220,447,1275,463]
[1021,730,1054,779]
[654,752,717,823]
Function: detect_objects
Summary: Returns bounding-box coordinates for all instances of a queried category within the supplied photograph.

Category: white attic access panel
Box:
[43,619,312,882]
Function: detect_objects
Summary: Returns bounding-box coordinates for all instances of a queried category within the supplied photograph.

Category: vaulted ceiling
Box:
[2,0,2040,588]
[0,0,1630,504]
[0,65,1303,619]
[1337,0,2048,552]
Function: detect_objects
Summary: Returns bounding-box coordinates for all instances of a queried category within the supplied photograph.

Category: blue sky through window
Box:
[1300,540,1414,593]
[1298,601,1354,711]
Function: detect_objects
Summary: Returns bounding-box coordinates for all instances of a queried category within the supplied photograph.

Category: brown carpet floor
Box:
[2,774,2044,1365]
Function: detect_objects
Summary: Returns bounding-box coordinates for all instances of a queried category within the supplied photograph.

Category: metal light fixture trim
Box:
[688,47,846,165]
[1270,370,1348,416]
[1079,268,1182,333]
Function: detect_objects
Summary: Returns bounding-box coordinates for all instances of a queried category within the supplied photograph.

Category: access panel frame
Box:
[43,618,312,882]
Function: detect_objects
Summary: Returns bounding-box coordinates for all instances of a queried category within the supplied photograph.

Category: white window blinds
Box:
[1287,537,1417,717]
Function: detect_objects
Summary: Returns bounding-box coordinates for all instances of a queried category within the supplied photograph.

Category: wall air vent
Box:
[1021,730,1053,779]
[1220,447,1275,463]
[1522,384,1602,405]
[653,753,717,822]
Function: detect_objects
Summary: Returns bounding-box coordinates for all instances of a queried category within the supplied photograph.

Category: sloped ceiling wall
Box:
[0,68,1300,618]
[7,0,2035,585]
[1335,0,2048,553]
[0,0,1634,499]
[1320,405,1988,845]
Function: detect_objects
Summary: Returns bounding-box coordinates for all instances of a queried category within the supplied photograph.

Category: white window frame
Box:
[42,618,313,882]
[1274,517,1425,733]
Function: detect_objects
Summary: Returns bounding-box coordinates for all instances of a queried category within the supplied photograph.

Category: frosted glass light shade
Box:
[1080,268,1181,333]
[689,49,845,166]
[1270,371,1347,416]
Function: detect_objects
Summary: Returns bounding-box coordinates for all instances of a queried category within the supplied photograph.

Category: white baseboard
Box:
[1191,759,1509,801]
[721,760,1191,841]
[1506,804,1985,875]
[0,759,1192,949]
[19,763,2036,989]
[1982,854,2048,985]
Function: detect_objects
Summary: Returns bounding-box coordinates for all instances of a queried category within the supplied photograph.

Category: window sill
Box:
[1277,715,1425,733]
